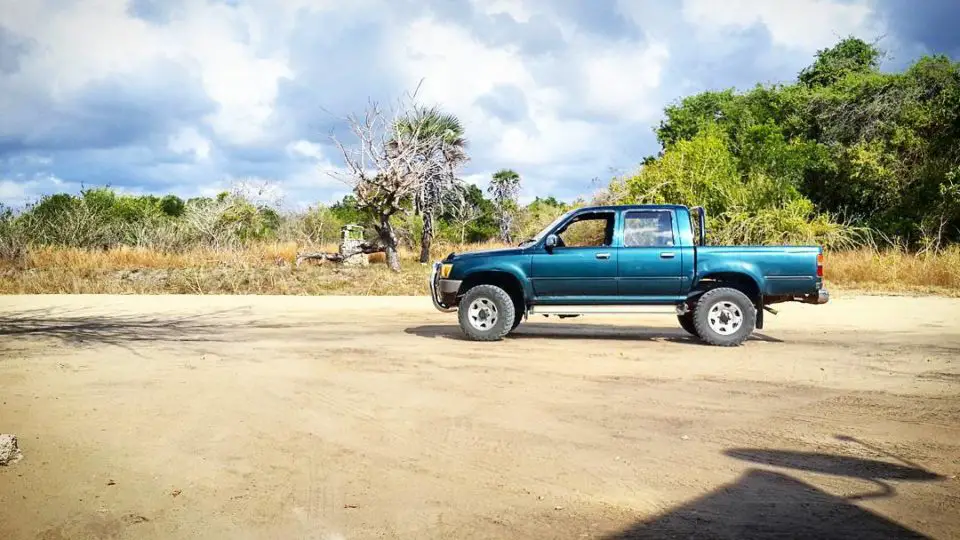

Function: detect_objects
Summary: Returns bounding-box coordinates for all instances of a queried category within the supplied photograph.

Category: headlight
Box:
[440,263,453,278]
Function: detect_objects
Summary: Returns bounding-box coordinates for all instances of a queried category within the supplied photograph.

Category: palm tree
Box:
[394,106,468,262]
[488,168,521,243]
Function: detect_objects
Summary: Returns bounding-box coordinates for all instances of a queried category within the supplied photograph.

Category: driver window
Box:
[557,212,614,247]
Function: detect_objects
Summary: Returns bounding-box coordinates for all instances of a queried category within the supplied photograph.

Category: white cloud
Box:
[286,140,326,160]
[582,40,670,121]
[470,0,533,22]
[393,16,669,194]
[0,180,28,202]
[682,0,877,52]
[168,127,211,160]
[282,140,356,206]
[1,0,292,145]
[0,174,76,207]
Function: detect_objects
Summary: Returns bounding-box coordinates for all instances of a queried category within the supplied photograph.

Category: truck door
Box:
[617,209,683,297]
[531,210,618,299]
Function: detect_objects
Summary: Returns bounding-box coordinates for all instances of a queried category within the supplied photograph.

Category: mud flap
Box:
[756,294,764,330]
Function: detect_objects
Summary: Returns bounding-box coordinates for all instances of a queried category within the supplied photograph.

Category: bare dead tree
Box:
[330,94,456,271]
[182,197,236,249]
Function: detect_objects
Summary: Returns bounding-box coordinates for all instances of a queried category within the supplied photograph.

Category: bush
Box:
[0,205,30,264]
[279,205,346,247]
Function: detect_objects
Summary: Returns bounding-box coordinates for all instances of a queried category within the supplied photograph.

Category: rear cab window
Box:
[622,210,675,247]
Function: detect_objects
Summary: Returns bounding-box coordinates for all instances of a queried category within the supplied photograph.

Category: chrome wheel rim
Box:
[707,301,743,335]
[467,297,499,331]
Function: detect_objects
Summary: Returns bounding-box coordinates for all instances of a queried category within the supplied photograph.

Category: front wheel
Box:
[458,284,516,341]
[693,287,757,346]
[511,310,524,331]
[677,312,698,337]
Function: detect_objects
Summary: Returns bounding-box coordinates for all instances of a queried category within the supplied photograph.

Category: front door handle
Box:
[660,252,676,259]
[595,253,611,260]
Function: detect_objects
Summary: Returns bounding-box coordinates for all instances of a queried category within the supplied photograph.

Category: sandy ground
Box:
[0,293,958,540]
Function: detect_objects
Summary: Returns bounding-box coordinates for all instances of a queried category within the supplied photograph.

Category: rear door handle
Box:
[595,253,611,260]
[660,252,676,259]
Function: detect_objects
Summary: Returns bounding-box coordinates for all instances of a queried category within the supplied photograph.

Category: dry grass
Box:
[1,243,958,296]
[0,243,435,295]
[824,247,960,297]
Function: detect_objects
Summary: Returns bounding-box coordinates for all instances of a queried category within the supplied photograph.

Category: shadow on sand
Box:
[605,436,944,539]
[405,322,784,344]
[0,307,247,349]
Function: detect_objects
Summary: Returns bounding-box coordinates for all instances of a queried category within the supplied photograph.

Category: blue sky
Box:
[1,0,958,209]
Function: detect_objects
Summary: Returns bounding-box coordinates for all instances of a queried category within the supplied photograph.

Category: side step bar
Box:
[528,305,680,316]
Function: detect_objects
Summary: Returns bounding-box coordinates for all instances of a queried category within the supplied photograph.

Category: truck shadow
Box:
[604,438,944,539]
[405,323,783,344]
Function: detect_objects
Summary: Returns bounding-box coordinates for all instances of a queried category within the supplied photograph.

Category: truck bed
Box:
[696,246,821,296]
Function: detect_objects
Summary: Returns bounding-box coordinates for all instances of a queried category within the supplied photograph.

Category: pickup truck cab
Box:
[430,204,829,346]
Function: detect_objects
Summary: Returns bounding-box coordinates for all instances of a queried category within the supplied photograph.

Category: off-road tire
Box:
[511,310,524,331]
[693,287,756,346]
[458,284,516,341]
[677,312,698,337]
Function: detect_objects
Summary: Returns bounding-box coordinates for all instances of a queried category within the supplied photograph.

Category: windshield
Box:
[519,209,576,247]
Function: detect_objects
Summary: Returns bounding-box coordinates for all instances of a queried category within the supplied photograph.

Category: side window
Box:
[556,212,614,247]
[623,211,675,247]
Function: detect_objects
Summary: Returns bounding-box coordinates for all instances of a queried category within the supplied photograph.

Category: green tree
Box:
[799,36,882,88]
[516,196,570,241]
[159,195,185,217]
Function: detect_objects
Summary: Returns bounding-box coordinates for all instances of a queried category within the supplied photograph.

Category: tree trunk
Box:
[499,216,512,244]
[419,211,434,263]
[376,215,401,272]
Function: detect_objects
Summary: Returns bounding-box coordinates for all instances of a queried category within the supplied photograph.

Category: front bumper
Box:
[429,262,461,312]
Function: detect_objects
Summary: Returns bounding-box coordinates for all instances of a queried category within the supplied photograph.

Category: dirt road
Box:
[1,294,958,539]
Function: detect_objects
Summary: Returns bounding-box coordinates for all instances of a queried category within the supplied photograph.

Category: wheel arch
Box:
[691,271,764,329]
[458,270,527,314]
[693,272,761,301]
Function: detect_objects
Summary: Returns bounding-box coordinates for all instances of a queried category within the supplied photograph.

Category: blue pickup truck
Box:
[429,204,829,346]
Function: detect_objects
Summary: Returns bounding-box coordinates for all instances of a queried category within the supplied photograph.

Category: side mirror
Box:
[545,234,558,249]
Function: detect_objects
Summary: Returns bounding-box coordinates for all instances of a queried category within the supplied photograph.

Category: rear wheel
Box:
[693,287,756,346]
[458,284,516,341]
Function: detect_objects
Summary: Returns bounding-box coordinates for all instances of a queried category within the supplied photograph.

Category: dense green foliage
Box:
[619,124,860,248]
[623,37,960,249]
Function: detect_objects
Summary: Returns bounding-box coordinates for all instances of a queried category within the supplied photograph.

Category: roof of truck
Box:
[573,204,691,212]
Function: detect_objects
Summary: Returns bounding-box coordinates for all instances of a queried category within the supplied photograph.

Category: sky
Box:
[1,0,958,209]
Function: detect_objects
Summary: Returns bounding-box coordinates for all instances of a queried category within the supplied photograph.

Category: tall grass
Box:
[824,246,960,294]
